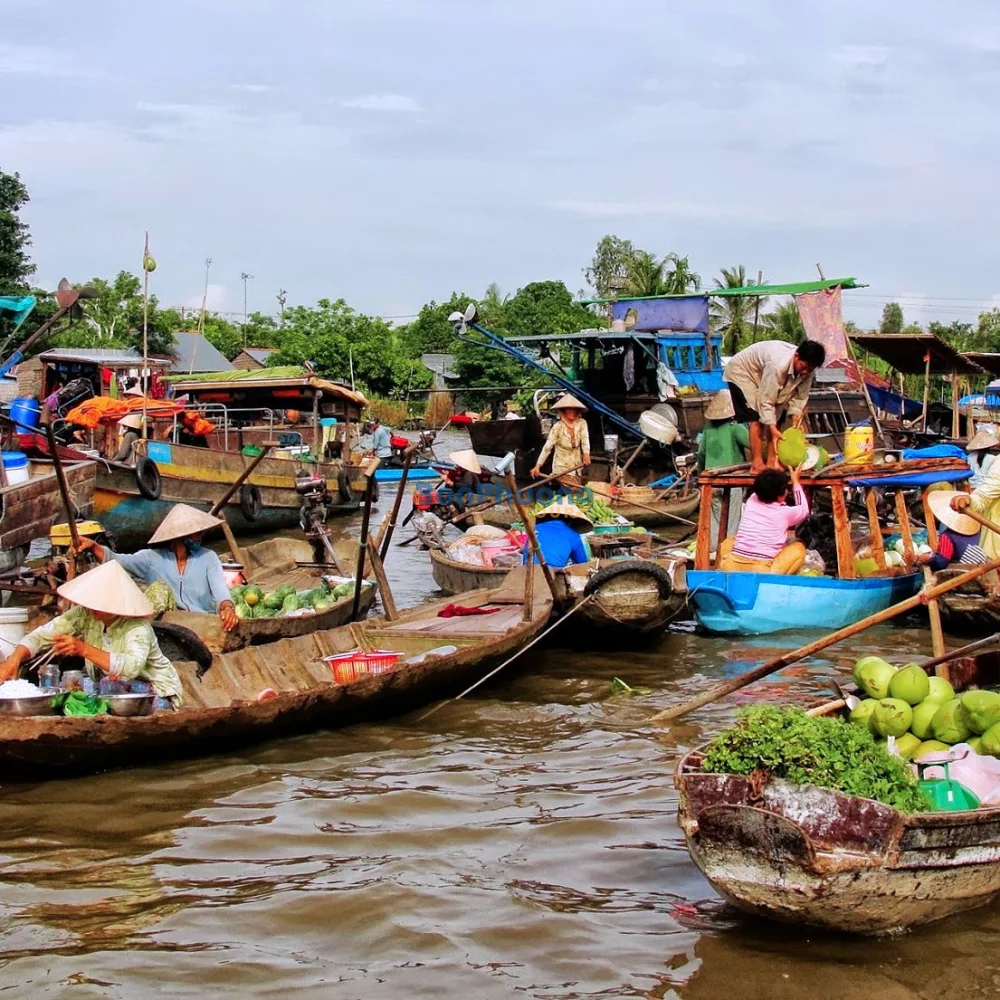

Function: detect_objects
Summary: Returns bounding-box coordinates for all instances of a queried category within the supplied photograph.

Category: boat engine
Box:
[296,472,334,540]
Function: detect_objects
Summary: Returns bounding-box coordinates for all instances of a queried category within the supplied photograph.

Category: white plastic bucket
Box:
[639,410,678,445]
[0,607,29,657]
[1,452,29,485]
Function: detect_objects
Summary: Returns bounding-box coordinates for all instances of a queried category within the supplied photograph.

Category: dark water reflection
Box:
[0,432,991,997]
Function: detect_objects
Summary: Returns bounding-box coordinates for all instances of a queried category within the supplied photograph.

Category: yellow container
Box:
[844,425,875,464]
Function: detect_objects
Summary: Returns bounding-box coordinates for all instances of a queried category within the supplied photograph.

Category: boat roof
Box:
[581,277,863,305]
[37,347,172,369]
[506,329,657,344]
[698,456,970,489]
[850,334,984,375]
[963,352,1000,377]
[167,366,368,406]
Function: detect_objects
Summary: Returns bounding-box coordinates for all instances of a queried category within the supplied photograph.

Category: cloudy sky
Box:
[4,0,999,329]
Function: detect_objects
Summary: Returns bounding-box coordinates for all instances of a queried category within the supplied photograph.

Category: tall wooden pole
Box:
[351,460,379,621]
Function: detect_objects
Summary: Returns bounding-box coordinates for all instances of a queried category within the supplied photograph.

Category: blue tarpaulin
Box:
[865,383,922,419]
[846,469,970,488]
[610,296,709,333]
[0,296,36,330]
[902,445,968,460]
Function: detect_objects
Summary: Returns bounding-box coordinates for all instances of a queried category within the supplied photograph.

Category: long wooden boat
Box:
[0,456,95,573]
[155,536,377,656]
[935,567,1000,635]
[676,650,1000,935]
[480,489,700,531]
[0,568,553,779]
[428,546,686,639]
[686,456,970,635]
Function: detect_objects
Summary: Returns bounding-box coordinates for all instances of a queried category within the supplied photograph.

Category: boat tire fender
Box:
[337,469,354,504]
[135,457,161,501]
[239,483,262,522]
[584,559,674,599]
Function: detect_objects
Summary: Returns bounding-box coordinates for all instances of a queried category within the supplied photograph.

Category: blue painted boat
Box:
[686,569,922,635]
[374,466,440,483]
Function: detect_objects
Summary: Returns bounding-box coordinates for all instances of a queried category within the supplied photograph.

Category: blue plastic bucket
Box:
[8,397,40,432]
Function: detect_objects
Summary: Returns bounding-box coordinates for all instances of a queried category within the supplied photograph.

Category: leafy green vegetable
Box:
[611,677,634,695]
[51,691,109,717]
[699,705,929,813]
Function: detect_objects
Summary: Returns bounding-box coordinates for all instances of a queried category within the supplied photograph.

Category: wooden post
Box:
[865,488,886,569]
[831,485,855,579]
[522,557,535,622]
[923,565,946,659]
[895,491,915,567]
[921,488,939,549]
[505,471,560,603]
[366,536,398,621]
[921,351,932,433]
[612,440,646,485]
[714,490,731,569]
[351,459,379,621]
[379,445,416,562]
[312,389,322,457]
[951,373,961,440]
[695,483,714,570]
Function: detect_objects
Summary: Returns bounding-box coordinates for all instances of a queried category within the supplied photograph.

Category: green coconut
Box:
[981,721,1000,756]
[925,676,956,704]
[849,698,879,729]
[888,664,930,706]
[854,657,896,700]
[854,557,880,578]
[959,689,1000,735]
[914,739,951,759]
[969,736,986,755]
[775,427,807,468]
[931,698,972,745]
[894,732,922,760]
[872,698,913,737]
[910,699,941,740]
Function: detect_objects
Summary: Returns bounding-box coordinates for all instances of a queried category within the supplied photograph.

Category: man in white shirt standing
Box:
[723,339,826,473]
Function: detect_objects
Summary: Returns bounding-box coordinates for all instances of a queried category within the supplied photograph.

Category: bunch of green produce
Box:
[849,654,1000,759]
[700,705,929,812]
[229,577,355,620]
[528,494,617,526]
[143,580,177,614]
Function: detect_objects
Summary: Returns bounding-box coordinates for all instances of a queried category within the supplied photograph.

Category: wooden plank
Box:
[522,542,534,622]
[831,486,855,579]
[366,537,398,621]
[714,489,731,569]
[895,491,916,567]
[695,484,714,570]
[922,489,939,549]
[865,488,887,570]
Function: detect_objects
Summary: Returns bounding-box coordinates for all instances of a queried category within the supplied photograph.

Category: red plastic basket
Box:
[325,649,403,685]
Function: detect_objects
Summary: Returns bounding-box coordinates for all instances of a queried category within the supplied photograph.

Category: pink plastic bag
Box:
[915,744,1000,804]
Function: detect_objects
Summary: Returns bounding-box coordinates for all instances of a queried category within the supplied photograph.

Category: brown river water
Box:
[2,433,998,998]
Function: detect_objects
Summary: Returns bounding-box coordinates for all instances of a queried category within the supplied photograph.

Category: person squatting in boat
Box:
[524,500,592,570]
[0,560,184,707]
[719,467,809,575]
[73,503,239,632]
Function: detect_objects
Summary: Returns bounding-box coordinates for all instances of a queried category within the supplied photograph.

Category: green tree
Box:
[400,291,473,357]
[584,234,636,298]
[502,280,596,338]
[660,253,701,294]
[0,170,35,293]
[710,265,768,355]
[763,300,805,344]
[879,302,904,335]
[623,251,667,297]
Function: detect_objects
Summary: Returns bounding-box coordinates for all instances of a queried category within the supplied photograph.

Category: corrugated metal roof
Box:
[246,348,276,363]
[38,348,171,367]
[421,353,459,379]
[171,332,235,373]
[851,334,984,375]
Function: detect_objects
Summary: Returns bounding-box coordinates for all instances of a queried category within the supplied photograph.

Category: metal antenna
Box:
[198,257,213,335]
[241,271,254,346]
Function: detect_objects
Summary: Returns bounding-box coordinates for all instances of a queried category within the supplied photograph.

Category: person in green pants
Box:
[698,389,749,552]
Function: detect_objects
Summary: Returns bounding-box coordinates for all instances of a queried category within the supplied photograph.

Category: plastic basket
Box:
[324,649,403,685]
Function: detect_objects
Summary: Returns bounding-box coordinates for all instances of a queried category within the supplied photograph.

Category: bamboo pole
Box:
[649,556,1000,724]
[923,565,946,658]
[351,459,379,621]
[366,536,398,621]
[379,444,417,562]
[505,471,559,603]
[921,350,932,433]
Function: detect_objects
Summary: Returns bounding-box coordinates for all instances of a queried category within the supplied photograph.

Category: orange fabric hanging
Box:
[64,397,130,428]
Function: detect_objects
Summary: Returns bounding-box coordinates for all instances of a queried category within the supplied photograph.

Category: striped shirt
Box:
[732,484,810,560]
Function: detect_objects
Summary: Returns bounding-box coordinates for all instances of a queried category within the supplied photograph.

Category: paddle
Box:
[379,443,417,562]
[648,556,1000,725]
[44,422,82,580]
[351,457,380,621]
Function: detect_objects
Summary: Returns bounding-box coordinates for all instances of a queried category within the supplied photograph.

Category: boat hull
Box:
[685,569,921,635]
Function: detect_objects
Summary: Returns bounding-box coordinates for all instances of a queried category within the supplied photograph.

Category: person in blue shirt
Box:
[366,418,392,459]
[74,503,239,632]
[524,500,593,568]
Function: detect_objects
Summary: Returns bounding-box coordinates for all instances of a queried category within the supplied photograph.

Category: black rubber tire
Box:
[135,457,161,501]
[584,558,674,599]
[337,469,354,504]
[239,483,262,522]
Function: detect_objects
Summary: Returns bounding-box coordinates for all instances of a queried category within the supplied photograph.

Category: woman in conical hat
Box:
[74,503,239,632]
[0,560,184,706]
[530,393,591,480]
[525,499,593,569]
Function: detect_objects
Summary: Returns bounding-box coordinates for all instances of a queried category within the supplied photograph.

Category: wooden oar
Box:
[962,508,1000,540]
[612,441,646,486]
[505,471,559,603]
[922,565,946,658]
[351,458,379,621]
[607,491,697,527]
[44,423,81,580]
[379,444,417,562]
[649,556,1000,725]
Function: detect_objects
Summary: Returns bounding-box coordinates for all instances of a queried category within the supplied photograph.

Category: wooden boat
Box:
[686,456,970,635]
[0,568,553,779]
[427,545,687,639]
[480,488,700,531]
[935,567,1000,635]
[676,650,1000,935]
[0,455,95,573]
[155,537,377,656]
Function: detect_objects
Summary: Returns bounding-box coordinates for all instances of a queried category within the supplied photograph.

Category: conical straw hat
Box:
[119,413,145,430]
[449,449,482,474]
[967,430,1000,452]
[534,499,593,531]
[551,393,588,412]
[148,503,224,545]
[124,385,145,397]
[57,560,155,618]
[927,490,981,536]
[704,390,735,421]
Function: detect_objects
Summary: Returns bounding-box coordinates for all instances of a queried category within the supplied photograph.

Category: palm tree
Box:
[479,282,509,328]
[710,265,767,355]
[661,253,701,294]
[763,299,805,344]
[623,251,666,297]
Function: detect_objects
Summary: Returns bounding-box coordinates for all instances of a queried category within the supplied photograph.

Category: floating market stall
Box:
[676,648,1000,934]
[686,454,971,635]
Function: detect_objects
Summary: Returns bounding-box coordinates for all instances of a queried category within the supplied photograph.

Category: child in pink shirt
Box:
[720,467,809,574]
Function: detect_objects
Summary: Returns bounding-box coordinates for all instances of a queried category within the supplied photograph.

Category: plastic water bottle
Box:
[39,663,60,689]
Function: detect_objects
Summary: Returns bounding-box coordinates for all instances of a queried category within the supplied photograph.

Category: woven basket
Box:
[616,485,656,505]
[588,481,618,498]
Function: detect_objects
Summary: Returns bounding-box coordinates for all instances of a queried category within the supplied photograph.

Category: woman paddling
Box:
[74,504,239,632]
[530,393,591,484]
[0,560,184,707]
